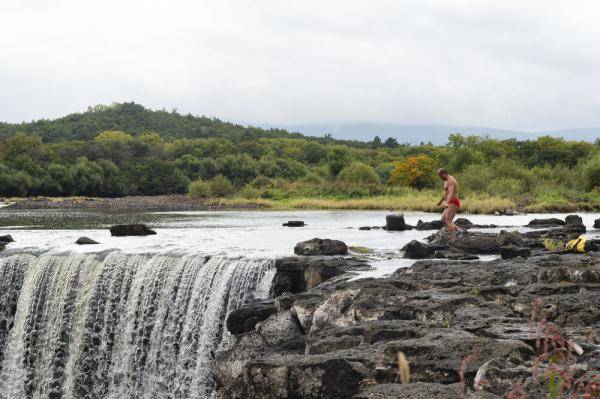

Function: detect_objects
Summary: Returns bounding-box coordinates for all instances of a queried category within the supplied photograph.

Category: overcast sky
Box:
[1,0,599,131]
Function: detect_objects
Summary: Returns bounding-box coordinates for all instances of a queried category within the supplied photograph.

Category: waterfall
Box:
[0,251,275,399]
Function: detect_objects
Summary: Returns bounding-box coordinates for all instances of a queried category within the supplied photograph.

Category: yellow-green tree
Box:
[388,154,436,188]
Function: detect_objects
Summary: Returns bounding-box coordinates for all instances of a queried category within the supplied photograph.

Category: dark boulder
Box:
[358,226,371,231]
[109,224,156,236]
[527,218,565,227]
[565,214,586,232]
[402,240,434,259]
[454,218,474,229]
[565,214,583,227]
[450,233,501,254]
[294,238,348,256]
[273,257,344,295]
[500,245,531,260]
[495,230,531,247]
[385,214,407,231]
[595,218,600,229]
[415,220,443,230]
[226,300,277,334]
[434,249,479,260]
[283,221,305,227]
[75,236,99,245]
[0,235,14,243]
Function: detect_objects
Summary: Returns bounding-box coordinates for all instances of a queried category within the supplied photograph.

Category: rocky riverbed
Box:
[213,216,600,398]
[5,194,262,211]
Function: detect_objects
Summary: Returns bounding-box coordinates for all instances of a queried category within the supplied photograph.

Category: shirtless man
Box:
[436,168,461,241]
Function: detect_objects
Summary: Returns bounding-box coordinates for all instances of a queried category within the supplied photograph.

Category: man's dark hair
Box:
[437,168,448,176]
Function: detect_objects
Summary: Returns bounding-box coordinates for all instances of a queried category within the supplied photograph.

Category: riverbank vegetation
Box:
[1,102,599,212]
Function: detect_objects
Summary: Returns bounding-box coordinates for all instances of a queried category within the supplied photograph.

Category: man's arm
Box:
[436,195,445,206]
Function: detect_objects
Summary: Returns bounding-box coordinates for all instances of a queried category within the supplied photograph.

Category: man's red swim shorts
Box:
[448,197,461,208]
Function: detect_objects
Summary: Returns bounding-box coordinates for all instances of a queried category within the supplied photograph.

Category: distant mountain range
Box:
[262,123,600,144]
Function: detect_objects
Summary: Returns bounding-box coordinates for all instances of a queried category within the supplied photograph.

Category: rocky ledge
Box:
[403,214,592,261]
[214,251,600,398]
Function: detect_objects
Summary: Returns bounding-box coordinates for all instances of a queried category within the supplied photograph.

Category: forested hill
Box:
[0,102,343,144]
[0,102,598,206]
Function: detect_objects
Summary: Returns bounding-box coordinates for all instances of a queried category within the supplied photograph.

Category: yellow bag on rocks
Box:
[566,235,587,253]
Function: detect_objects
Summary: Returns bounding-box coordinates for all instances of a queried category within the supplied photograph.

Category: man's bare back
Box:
[436,169,461,240]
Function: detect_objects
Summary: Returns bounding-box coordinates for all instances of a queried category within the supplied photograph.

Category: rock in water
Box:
[500,245,531,259]
[385,214,407,231]
[504,208,519,216]
[527,218,565,227]
[454,218,474,229]
[358,226,371,231]
[595,218,600,229]
[565,214,586,232]
[0,235,14,243]
[109,224,157,236]
[416,220,443,230]
[283,221,305,227]
[294,238,348,256]
[402,240,434,259]
[76,237,99,245]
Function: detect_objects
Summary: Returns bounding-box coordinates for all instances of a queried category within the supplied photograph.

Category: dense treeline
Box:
[0,103,599,207]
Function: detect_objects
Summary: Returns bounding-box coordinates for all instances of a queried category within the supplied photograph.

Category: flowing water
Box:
[0,209,597,398]
[0,251,274,399]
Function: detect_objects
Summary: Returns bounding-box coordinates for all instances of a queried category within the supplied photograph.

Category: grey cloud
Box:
[1,0,599,132]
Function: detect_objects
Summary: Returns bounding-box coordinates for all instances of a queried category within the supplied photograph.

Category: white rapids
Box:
[0,251,274,399]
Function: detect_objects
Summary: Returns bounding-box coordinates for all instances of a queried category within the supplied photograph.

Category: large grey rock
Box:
[294,238,348,256]
[454,217,474,229]
[500,245,531,260]
[256,311,303,347]
[214,252,600,399]
[273,257,367,295]
[527,218,565,227]
[402,240,434,259]
[226,300,277,334]
[225,356,370,399]
[109,224,156,236]
[415,219,443,230]
[385,214,407,231]
[565,214,586,232]
[0,235,14,243]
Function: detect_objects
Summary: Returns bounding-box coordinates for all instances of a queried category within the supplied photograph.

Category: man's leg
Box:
[446,204,459,241]
[441,208,448,229]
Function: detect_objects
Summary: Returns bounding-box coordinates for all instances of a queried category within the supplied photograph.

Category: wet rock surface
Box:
[109,224,157,236]
[401,215,590,260]
[283,221,305,227]
[385,214,408,231]
[215,248,600,398]
[293,238,348,256]
[75,236,99,245]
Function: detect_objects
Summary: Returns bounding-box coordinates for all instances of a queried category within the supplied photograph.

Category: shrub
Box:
[486,176,527,199]
[338,162,381,186]
[583,155,600,191]
[238,185,262,199]
[459,164,494,194]
[249,175,272,189]
[388,155,436,189]
[209,174,234,197]
[188,178,211,198]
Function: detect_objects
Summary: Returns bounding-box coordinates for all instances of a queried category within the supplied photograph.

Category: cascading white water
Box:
[0,251,275,399]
